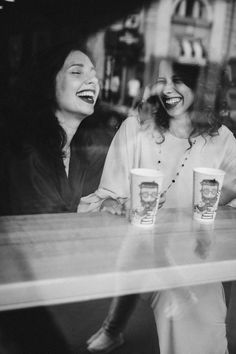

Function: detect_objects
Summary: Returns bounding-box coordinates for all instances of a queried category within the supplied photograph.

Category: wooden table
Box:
[0,207,236,311]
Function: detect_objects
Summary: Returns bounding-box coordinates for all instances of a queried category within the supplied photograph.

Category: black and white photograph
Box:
[0,0,236,353]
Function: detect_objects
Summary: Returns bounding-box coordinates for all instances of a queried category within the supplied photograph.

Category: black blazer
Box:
[0,130,112,216]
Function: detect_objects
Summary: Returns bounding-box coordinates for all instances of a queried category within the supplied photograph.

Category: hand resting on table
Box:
[100,193,166,216]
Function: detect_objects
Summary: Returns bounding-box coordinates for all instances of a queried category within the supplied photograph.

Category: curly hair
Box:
[154,89,222,147]
[143,63,223,147]
[9,41,92,159]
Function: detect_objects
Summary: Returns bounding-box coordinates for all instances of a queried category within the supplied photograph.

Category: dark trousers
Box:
[102,294,139,336]
[226,281,236,354]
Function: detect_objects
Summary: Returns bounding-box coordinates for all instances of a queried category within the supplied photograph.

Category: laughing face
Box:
[154,61,194,118]
[55,50,99,119]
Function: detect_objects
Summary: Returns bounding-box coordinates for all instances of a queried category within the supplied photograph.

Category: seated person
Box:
[0,42,113,216]
[79,60,236,354]
[0,41,112,354]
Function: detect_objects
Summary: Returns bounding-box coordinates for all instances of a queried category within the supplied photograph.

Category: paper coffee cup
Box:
[193,167,225,222]
[130,168,164,226]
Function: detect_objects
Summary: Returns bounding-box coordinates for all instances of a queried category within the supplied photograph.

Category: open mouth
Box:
[76,89,96,104]
[162,96,182,109]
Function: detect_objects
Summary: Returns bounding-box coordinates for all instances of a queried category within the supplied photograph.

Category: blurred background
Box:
[0,0,236,133]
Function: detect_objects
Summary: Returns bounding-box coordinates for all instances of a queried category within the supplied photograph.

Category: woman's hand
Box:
[100,193,165,216]
[100,198,124,215]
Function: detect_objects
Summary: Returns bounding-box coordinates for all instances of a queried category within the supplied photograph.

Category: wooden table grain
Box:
[0,207,236,310]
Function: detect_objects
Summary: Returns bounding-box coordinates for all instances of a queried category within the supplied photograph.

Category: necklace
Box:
[157,139,197,194]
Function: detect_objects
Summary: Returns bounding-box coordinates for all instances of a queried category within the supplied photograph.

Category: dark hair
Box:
[9,41,92,159]
[151,63,223,146]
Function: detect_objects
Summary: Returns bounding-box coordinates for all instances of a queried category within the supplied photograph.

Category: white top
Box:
[78,115,236,211]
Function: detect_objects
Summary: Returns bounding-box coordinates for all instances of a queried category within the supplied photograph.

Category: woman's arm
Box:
[78,115,141,213]
[219,129,236,206]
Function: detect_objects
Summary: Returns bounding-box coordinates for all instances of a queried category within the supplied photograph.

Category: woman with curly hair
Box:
[80,60,236,354]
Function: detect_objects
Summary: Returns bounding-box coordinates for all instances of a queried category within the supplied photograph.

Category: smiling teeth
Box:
[77,91,95,98]
[166,98,181,104]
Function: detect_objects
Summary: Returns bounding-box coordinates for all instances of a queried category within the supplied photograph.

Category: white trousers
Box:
[148,283,228,354]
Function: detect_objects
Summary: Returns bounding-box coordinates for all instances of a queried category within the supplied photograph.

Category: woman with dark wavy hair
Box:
[0,41,117,353]
[0,41,104,215]
[79,60,236,354]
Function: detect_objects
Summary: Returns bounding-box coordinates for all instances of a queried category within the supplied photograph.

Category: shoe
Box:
[87,328,104,346]
[87,329,124,353]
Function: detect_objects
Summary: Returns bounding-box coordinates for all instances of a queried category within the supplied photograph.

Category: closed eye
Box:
[172,76,184,84]
[156,78,166,84]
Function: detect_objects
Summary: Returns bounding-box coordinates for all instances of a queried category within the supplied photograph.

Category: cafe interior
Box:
[0,0,236,353]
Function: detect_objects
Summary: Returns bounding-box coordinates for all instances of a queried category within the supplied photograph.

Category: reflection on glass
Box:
[193,221,215,259]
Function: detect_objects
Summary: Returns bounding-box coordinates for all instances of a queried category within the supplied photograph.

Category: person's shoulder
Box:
[122,114,156,131]
[210,125,236,152]
[122,114,141,128]
[218,125,236,140]
[117,115,141,138]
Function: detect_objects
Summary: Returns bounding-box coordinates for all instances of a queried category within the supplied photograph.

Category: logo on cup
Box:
[194,178,220,220]
[132,181,159,225]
